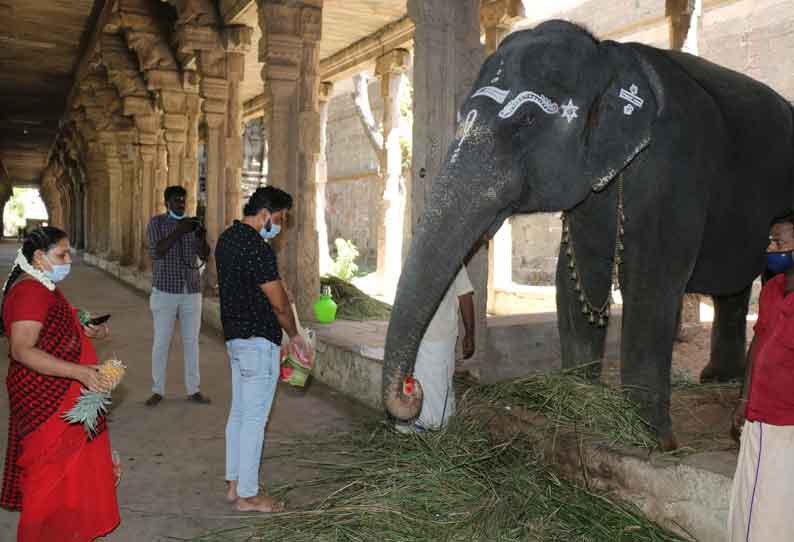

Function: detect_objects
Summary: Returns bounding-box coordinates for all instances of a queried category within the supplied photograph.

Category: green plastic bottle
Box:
[314,286,338,323]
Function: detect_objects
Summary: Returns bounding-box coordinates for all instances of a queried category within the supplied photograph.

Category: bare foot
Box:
[225,480,238,503]
[236,495,285,513]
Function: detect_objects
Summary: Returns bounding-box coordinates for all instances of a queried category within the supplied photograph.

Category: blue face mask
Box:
[168,210,185,220]
[767,251,794,274]
[260,221,281,240]
[44,257,71,283]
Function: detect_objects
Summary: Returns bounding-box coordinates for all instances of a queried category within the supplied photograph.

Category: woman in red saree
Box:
[0,227,120,541]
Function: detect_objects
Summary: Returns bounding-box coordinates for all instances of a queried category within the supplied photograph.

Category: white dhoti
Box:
[396,338,456,432]
[728,421,794,542]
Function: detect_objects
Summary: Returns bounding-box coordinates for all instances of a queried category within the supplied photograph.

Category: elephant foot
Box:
[699,363,743,384]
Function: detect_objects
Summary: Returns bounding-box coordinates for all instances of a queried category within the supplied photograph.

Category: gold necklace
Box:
[560,175,625,327]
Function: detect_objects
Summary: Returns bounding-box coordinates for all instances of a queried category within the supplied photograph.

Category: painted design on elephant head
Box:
[471,86,510,104]
[490,59,504,83]
[498,91,560,119]
[619,84,644,116]
[560,99,579,123]
[450,109,479,165]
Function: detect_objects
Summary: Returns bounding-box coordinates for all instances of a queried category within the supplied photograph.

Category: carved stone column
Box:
[317,81,332,276]
[667,0,700,53]
[224,26,251,223]
[203,109,226,288]
[375,49,409,298]
[183,93,202,215]
[107,154,124,261]
[138,144,156,270]
[481,0,524,312]
[409,0,486,359]
[259,1,323,319]
[118,141,137,265]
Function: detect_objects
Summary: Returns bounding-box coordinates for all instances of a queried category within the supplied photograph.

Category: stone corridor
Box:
[0,241,371,541]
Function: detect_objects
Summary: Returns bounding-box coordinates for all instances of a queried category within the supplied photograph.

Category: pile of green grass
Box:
[471,365,657,449]
[320,276,392,321]
[192,402,683,541]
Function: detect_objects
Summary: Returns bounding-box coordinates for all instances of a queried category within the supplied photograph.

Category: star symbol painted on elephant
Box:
[560,98,579,123]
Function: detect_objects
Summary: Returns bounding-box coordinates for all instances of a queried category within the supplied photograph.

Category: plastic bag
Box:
[280,303,316,387]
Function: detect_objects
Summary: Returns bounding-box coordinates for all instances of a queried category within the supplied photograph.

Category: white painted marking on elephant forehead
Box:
[450,109,478,165]
[560,98,579,123]
[490,59,504,83]
[619,84,644,116]
[471,86,510,104]
[498,91,559,119]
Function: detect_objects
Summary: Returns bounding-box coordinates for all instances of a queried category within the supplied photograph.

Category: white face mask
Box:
[44,255,71,283]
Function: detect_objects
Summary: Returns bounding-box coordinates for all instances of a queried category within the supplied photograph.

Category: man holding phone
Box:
[145,186,211,407]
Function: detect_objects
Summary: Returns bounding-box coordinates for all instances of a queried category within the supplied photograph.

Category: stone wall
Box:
[324,78,383,267]
[700,0,794,101]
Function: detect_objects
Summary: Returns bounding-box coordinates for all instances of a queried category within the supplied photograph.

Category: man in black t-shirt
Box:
[215,186,309,513]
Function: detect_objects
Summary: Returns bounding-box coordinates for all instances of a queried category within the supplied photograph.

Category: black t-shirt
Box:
[215,220,282,344]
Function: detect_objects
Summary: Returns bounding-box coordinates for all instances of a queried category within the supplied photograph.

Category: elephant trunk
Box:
[382,141,512,421]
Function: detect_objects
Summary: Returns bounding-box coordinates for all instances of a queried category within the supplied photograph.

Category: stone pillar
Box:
[138,144,156,270]
[224,27,250,223]
[481,0,524,312]
[107,156,124,261]
[259,1,323,320]
[317,81,333,276]
[203,109,226,288]
[119,153,137,265]
[667,0,701,53]
[153,137,169,215]
[183,93,202,215]
[375,49,409,298]
[161,90,188,191]
[193,26,252,292]
[409,0,486,358]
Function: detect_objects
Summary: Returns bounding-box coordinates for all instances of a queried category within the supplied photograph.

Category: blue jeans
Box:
[225,337,280,498]
[149,287,202,396]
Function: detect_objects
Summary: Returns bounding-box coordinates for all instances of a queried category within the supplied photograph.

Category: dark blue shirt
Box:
[215,221,282,344]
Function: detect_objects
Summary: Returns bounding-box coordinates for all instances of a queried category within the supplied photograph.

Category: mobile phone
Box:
[86,314,111,326]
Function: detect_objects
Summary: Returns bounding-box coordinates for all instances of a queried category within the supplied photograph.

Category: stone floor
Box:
[0,241,374,542]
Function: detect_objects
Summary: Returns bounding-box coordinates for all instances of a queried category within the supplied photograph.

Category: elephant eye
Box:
[518,112,536,128]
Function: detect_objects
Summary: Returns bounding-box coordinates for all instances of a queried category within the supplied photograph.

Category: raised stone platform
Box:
[83,252,733,541]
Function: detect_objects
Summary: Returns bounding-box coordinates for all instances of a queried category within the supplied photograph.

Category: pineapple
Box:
[63,359,126,437]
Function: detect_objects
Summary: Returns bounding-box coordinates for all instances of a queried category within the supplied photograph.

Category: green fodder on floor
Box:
[193,400,684,541]
[320,276,392,321]
[471,364,657,449]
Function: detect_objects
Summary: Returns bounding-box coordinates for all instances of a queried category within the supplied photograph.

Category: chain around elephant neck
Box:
[560,175,625,327]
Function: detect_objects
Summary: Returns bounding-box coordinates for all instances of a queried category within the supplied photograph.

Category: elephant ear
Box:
[583,41,664,191]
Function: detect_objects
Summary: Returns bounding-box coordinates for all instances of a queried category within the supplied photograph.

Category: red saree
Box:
[1,279,120,541]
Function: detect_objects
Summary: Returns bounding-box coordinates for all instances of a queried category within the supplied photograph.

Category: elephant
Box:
[382,19,794,448]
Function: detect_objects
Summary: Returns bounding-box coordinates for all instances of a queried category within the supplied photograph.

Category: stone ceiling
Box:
[0,0,408,187]
[0,0,100,187]
[236,0,408,103]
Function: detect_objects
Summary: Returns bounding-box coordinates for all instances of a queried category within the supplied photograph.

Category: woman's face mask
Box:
[44,255,71,283]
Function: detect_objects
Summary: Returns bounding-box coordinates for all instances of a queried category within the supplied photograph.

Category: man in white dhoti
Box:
[729,213,794,541]
[396,266,475,432]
